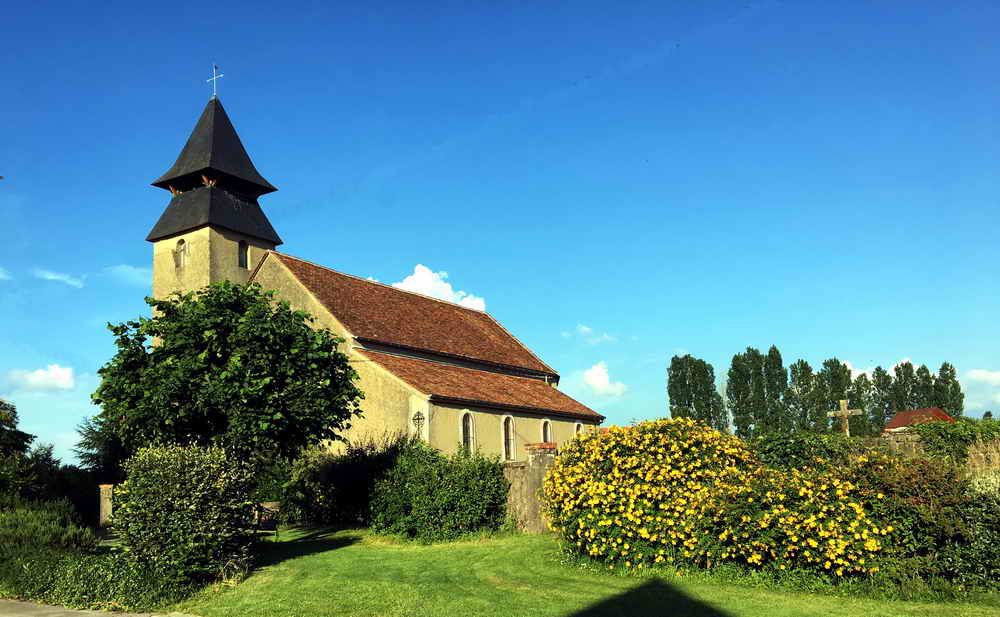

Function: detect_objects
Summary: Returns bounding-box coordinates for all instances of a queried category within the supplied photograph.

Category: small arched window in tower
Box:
[503,417,514,461]
[238,241,249,269]
[575,422,583,436]
[173,239,187,269]
[541,420,551,443]
[461,412,474,453]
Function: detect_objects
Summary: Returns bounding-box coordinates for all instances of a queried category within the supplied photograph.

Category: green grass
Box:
[173,528,1000,617]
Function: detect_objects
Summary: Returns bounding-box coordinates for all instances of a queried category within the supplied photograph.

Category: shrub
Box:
[908,418,1000,463]
[0,496,97,555]
[751,431,861,470]
[370,441,509,542]
[544,419,889,577]
[113,445,256,581]
[0,548,196,611]
[285,433,418,526]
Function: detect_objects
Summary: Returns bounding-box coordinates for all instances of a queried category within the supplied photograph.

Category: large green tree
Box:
[892,362,917,411]
[667,354,727,432]
[92,281,364,464]
[914,364,935,409]
[813,358,851,432]
[847,373,874,436]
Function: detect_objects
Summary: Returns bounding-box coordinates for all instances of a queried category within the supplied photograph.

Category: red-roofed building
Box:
[146,98,603,461]
[883,407,956,433]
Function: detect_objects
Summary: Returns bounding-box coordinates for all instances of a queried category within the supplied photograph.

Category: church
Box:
[145,97,604,459]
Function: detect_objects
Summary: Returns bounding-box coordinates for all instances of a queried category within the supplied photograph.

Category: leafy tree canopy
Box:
[91,281,364,463]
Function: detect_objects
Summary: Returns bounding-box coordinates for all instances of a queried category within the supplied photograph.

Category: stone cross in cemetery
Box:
[828,399,863,437]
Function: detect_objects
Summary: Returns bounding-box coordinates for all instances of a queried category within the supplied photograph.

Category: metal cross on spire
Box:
[207,64,224,98]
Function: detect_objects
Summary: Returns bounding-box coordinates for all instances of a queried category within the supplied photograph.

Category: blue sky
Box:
[2,1,998,462]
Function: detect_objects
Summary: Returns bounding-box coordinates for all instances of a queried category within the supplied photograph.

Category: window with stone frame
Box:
[503,416,514,461]
[238,240,249,269]
[461,412,474,452]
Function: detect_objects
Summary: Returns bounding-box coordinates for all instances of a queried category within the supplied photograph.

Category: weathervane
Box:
[207,64,224,98]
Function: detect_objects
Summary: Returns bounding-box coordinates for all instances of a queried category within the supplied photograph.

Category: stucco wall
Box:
[431,402,597,459]
[151,226,274,299]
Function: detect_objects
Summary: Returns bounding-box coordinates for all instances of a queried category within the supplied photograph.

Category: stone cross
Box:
[827,399,863,437]
[207,64,224,98]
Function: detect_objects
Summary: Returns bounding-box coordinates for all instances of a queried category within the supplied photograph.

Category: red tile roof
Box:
[883,407,956,431]
[360,350,603,421]
[271,253,556,375]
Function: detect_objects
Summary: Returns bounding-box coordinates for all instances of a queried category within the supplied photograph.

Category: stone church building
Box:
[146,97,604,459]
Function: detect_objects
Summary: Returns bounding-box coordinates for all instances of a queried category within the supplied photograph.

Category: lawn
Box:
[171,528,1000,617]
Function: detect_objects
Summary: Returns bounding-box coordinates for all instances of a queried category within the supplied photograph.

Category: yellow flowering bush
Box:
[543,419,890,577]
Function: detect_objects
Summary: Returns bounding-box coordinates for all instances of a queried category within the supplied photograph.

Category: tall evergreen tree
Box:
[762,345,789,433]
[914,364,935,409]
[892,362,917,410]
[0,399,34,458]
[932,362,964,417]
[668,355,727,431]
[869,366,894,432]
[786,360,816,432]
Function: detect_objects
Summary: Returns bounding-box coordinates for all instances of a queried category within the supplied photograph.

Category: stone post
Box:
[98,484,114,527]
[502,442,557,534]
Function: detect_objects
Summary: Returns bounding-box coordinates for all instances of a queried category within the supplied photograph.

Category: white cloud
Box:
[0,267,11,280]
[391,264,486,311]
[7,364,75,392]
[33,268,84,288]
[968,369,1000,386]
[563,323,618,345]
[582,361,627,397]
[105,264,151,287]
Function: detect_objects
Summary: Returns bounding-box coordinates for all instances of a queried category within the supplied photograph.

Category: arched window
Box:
[238,241,249,269]
[461,412,474,452]
[575,422,583,436]
[173,239,187,269]
[541,420,551,443]
[503,416,514,461]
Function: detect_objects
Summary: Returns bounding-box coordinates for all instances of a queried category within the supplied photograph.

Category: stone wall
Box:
[879,431,924,457]
[503,442,557,534]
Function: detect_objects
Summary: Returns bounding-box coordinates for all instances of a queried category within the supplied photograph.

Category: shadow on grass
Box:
[254,527,361,569]
[568,579,732,617]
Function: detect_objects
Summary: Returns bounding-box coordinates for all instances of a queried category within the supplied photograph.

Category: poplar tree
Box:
[786,360,816,432]
[762,345,790,433]
[848,373,874,436]
[870,366,895,431]
[914,364,935,409]
[892,362,917,411]
[668,354,727,431]
[933,362,964,417]
[814,358,851,432]
[727,351,755,439]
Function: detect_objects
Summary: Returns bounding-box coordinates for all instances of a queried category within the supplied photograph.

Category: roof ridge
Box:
[272,252,493,314]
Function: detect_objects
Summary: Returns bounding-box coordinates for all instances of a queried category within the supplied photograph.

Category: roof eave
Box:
[429,394,604,422]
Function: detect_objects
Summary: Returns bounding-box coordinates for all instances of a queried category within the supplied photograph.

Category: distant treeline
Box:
[667,346,964,438]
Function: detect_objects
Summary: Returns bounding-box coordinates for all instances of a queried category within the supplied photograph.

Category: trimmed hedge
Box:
[113,445,256,581]
[0,549,196,611]
[370,441,509,542]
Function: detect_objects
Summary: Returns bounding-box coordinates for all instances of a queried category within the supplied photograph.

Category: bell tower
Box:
[147,97,282,299]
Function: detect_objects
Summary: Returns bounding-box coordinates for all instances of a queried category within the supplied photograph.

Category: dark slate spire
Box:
[151,98,277,197]
[147,99,282,245]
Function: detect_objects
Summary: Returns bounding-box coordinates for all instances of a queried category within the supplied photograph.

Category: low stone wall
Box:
[503,442,557,534]
[880,431,924,457]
